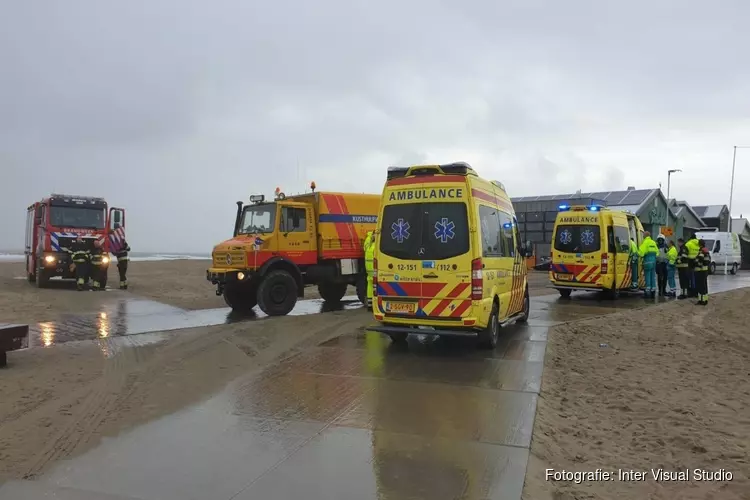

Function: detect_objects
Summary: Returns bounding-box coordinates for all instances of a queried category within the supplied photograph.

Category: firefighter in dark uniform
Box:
[114,238,130,290]
[88,238,106,291]
[66,235,90,291]
[675,238,690,299]
[695,239,711,306]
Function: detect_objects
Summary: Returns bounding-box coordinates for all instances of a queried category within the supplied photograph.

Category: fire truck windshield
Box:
[239,204,276,234]
[49,206,106,229]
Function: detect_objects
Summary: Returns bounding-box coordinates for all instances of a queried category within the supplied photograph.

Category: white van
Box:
[694,230,742,274]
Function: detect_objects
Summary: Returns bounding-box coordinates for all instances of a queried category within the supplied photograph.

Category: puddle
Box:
[28,296,363,348]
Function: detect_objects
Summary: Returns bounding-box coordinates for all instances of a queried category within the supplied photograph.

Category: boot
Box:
[119,280,128,290]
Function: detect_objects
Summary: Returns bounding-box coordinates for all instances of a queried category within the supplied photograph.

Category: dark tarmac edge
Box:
[0,308,372,482]
[521,286,750,500]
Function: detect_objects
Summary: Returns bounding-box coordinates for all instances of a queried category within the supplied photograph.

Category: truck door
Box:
[279,204,317,265]
[108,207,127,253]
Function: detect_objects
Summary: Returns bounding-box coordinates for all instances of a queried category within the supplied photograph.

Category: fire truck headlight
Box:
[237,272,245,280]
[44,255,56,264]
[101,256,110,265]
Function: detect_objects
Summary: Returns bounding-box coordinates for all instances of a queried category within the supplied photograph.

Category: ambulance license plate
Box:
[556,273,573,281]
[385,301,417,314]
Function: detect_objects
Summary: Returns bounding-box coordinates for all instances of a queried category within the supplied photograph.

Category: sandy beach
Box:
[522,288,750,500]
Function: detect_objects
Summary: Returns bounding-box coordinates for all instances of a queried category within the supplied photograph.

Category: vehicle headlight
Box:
[237,272,245,280]
[44,255,56,264]
[102,256,110,264]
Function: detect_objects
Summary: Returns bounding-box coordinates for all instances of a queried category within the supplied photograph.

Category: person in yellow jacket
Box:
[684,234,701,297]
[666,240,678,297]
[364,231,375,309]
[639,231,659,298]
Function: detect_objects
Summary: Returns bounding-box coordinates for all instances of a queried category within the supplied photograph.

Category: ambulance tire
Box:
[355,275,368,307]
[257,270,298,316]
[558,289,572,299]
[517,288,530,323]
[478,301,500,350]
[318,282,348,303]
[223,283,257,311]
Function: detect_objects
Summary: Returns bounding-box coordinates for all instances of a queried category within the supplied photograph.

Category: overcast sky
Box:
[2,0,750,253]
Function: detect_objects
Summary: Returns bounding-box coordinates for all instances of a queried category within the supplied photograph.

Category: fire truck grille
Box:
[51,233,100,252]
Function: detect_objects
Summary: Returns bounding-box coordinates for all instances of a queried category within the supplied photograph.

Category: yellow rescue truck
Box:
[207,184,380,316]
[549,203,645,298]
[369,163,533,349]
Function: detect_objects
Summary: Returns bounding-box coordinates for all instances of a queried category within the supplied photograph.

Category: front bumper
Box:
[207,267,257,294]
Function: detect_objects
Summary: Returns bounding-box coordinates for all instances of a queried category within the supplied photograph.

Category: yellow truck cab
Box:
[549,203,645,298]
[369,163,533,349]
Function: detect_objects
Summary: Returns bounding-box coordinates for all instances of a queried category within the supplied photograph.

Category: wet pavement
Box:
[2,275,749,500]
[27,295,363,348]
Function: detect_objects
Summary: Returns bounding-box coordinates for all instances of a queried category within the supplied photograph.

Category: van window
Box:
[379,202,470,260]
[478,205,501,256]
[714,240,720,252]
[613,226,630,253]
[554,225,601,253]
[703,239,716,252]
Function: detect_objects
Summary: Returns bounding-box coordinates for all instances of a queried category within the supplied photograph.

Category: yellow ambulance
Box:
[369,162,533,349]
[549,204,645,298]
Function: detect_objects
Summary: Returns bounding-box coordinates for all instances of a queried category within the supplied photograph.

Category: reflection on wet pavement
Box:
[2,275,749,500]
[27,296,362,348]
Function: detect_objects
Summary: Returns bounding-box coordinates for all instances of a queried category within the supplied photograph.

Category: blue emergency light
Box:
[588,205,600,212]
[558,204,570,211]
[502,222,513,229]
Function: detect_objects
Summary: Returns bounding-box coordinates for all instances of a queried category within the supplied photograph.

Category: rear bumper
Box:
[368,324,480,338]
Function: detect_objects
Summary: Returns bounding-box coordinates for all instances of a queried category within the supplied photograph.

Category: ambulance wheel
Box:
[257,270,298,316]
[731,263,738,275]
[318,282,348,303]
[709,262,716,275]
[355,275,368,307]
[223,283,257,311]
[517,289,530,323]
[478,302,500,350]
[558,289,572,299]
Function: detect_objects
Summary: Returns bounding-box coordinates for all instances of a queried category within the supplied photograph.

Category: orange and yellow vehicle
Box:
[207,184,380,316]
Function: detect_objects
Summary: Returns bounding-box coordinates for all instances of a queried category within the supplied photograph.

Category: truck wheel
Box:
[223,283,257,311]
[35,267,49,288]
[318,282,348,303]
[356,275,368,306]
[477,301,500,350]
[257,270,298,316]
[26,257,36,282]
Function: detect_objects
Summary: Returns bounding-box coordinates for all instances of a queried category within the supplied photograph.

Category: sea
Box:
[0,251,210,262]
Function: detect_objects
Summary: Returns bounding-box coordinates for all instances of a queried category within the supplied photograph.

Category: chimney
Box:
[627,186,635,191]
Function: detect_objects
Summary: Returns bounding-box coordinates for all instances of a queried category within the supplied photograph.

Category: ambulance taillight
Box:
[601,253,609,274]
[372,258,378,296]
[471,258,483,300]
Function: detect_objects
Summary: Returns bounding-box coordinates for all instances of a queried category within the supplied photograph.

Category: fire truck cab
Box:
[25,194,126,288]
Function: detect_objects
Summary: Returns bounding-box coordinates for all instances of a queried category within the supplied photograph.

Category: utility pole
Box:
[726,146,749,274]
[667,169,681,201]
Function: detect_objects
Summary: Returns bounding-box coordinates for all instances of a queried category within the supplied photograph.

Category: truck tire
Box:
[356,275,368,307]
[318,282,348,303]
[26,256,36,282]
[257,270,298,316]
[35,266,50,288]
[223,283,257,311]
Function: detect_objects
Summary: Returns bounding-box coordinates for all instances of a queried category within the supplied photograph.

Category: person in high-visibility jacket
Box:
[666,240,678,297]
[675,238,690,299]
[88,238,106,291]
[639,231,659,298]
[65,235,90,291]
[364,231,375,309]
[629,237,639,289]
[685,234,701,297]
[694,239,711,305]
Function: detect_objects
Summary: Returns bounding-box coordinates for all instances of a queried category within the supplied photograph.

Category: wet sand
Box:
[0,308,370,481]
[523,288,750,500]
[0,260,554,324]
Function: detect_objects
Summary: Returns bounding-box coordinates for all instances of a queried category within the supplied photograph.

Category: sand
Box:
[523,289,750,500]
[0,308,370,481]
[0,261,554,324]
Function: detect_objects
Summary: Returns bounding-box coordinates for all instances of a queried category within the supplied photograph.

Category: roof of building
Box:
[512,188,659,212]
[691,205,727,219]
[671,200,706,226]
[731,218,750,233]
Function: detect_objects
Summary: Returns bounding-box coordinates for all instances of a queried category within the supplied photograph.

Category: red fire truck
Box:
[25,194,126,288]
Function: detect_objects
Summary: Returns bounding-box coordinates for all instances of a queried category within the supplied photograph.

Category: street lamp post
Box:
[725,146,750,275]
[667,169,682,201]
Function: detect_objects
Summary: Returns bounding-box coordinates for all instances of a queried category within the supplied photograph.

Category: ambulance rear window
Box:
[379,202,469,260]
[554,225,601,253]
